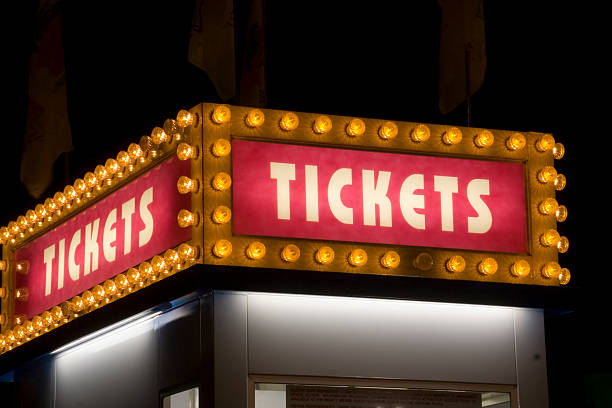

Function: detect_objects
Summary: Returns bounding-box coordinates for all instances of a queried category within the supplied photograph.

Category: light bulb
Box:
[177,209,199,228]
[84,172,98,189]
[211,138,231,157]
[138,262,153,280]
[211,105,231,124]
[35,204,47,220]
[164,249,181,267]
[553,174,566,191]
[555,205,568,222]
[411,124,430,142]
[126,268,140,285]
[557,236,569,253]
[212,172,232,191]
[558,268,571,285]
[177,109,195,127]
[151,126,170,144]
[246,241,266,260]
[445,255,466,273]
[164,118,180,136]
[506,132,526,151]
[105,158,120,176]
[540,229,561,247]
[212,205,232,224]
[26,210,38,226]
[15,287,29,301]
[315,246,335,265]
[281,244,300,262]
[116,151,132,168]
[127,143,144,160]
[380,250,400,268]
[16,260,30,274]
[114,273,129,291]
[94,165,108,182]
[279,112,299,131]
[537,166,557,184]
[73,178,87,195]
[535,134,555,152]
[71,296,84,313]
[82,290,95,307]
[378,121,398,140]
[346,118,366,137]
[511,259,531,277]
[541,261,561,279]
[538,198,559,215]
[63,185,77,202]
[151,255,167,274]
[177,143,197,160]
[45,197,58,213]
[552,143,565,159]
[213,239,232,258]
[178,243,198,261]
[474,130,494,147]
[442,127,462,145]
[103,279,117,295]
[245,109,265,127]
[348,248,367,266]
[478,257,498,275]
[92,284,106,301]
[177,176,199,194]
[313,115,332,134]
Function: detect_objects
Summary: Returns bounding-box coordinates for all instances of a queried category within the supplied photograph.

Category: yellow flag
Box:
[438,0,487,115]
[188,0,236,102]
[21,0,73,199]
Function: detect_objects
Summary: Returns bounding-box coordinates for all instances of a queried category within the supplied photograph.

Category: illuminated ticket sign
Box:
[14,158,191,319]
[232,141,526,253]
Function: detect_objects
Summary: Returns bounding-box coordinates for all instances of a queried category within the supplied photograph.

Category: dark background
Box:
[2,0,608,406]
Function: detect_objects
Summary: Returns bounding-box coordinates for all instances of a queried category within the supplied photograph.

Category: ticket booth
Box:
[0,104,569,408]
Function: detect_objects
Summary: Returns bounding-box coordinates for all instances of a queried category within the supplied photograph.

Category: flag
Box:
[188,0,236,102]
[21,0,73,199]
[438,0,487,115]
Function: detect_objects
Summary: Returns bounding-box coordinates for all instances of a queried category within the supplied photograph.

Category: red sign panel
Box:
[232,141,527,253]
[15,158,192,318]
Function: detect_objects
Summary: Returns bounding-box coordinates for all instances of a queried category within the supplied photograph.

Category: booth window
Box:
[251,377,515,408]
[162,386,199,408]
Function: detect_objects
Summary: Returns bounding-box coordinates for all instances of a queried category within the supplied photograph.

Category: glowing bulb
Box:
[177,209,198,228]
[279,112,299,131]
[92,284,106,301]
[211,138,231,157]
[24,320,35,336]
[380,250,400,268]
[164,249,181,267]
[552,143,565,159]
[177,176,199,194]
[17,215,28,230]
[82,290,95,307]
[212,172,232,191]
[506,132,526,151]
[103,279,117,296]
[541,261,561,278]
[8,221,20,235]
[540,229,561,247]
[511,259,531,277]
[442,127,462,145]
[535,133,555,152]
[348,248,368,266]
[557,236,569,253]
[478,257,498,275]
[64,185,77,201]
[71,296,84,312]
[445,255,466,273]
[114,273,129,290]
[346,118,366,137]
[151,255,167,274]
[246,241,266,260]
[553,174,566,191]
[245,109,265,127]
[127,143,144,161]
[151,126,170,144]
[177,109,195,127]
[74,179,87,196]
[138,262,153,280]
[212,205,232,224]
[0,260,5,271]
[411,124,430,142]
[178,243,198,261]
[538,198,559,215]
[378,121,398,140]
[116,151,132,168]
[315,246,335,265]
[54,192,67,208]
[474,130,494,147]
[177,143,197,160]
[35,204,47,220]
[281,244,300,262]
[211,105,231,124]
[26,210,38,225]
[16,260,30,274]
[44,198,57,215]
[555,205,568,222]
[15,287,29,301]
[32,315,44,331]
[0,227,10,243]
[558,268,571,285]
[84,172,98,188]
[537,166,557,184]
[14,325,25,341]
[213,239,232,258]
[313,115,332,134]
[126,268,140,285]
[164,118,180,136]
[105,158,120,176]
[51,305,63,322]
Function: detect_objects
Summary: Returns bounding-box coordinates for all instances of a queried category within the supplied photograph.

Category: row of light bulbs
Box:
[0,242,198,353]
[0,110,196,248]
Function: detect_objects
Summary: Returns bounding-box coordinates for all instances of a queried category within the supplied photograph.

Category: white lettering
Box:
[84,219,100,275]
[122,198,136,255]
[328,168,353,224]
[362,170,392,227]
[103,209,117,262]
[270,162,296,220]
[434,175,458,231]
[43,245,55,296]
[58,239,65,290]
[400,174,425,230]
[139,187,154,247]
[305,165,319,222]
[467,179,492,233]
[68,230,81,280]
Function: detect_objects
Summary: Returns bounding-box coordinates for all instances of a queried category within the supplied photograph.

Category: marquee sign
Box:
[0,103,569,354]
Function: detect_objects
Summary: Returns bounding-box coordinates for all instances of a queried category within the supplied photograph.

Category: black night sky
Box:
[2,0,609,405]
